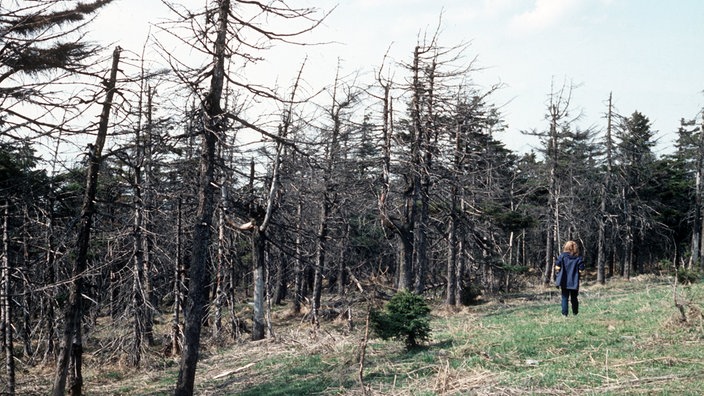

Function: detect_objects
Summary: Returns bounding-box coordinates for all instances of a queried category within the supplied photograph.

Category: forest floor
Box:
[18,274,704,395]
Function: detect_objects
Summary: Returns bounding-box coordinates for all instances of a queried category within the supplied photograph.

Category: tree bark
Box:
[251,227,266,340]
[52,46,121,396]
[292,200,304,314]
[273,251,287,305]
[691,113,704,269]
[700,114,704,272]
[597,93,614,285]
[247,63,300,337]
[21,237,31,359]
[172,197,183,356]
[2,203,15,396]
[410,45,425,294]
[174,0,229,392]
[446,205,458,306]
[311,197,328,327]
[623,193,633,280]
[337,222,350,296]
[213,178,228,336]
[455,238,466,305]
[142,87,155,344]
[42,189,57,363]
[131,95,146,366]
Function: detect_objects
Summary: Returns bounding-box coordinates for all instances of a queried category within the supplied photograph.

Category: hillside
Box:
[20,276,703,395]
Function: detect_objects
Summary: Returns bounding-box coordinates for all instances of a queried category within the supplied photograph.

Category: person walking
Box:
[554,240,585,316]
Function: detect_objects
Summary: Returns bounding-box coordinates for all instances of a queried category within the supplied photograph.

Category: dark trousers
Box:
[561,287,579,316]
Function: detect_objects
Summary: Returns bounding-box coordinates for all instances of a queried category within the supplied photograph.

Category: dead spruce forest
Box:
[1,1,703,395]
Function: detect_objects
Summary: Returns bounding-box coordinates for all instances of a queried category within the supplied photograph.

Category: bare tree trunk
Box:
[2,204,15,396]
[52,46,121,396]
[174,0,229,390]
[292,200,304,314]
[249,120,289,338]
[415,52,438,295]
[15,229,30,360]
[446,207,457,306]
[213,178,227,336]
[398,229,414,291]
[142,87,155,345]
[244,63,301,336]
[21,242,31,359]
[542,82,572,285]
[410,45,426,294]
[544,226,555,285]
[176,128,216,393]
[131,77,158,367]
[42,129,65,362]
[251,227,267,340]
[596,205,607,284]
[454,238,466,305]
[172,198,183,356]
[311,199,328,327]
[447,101,464,305]
[337,222,350,296]
[273,251,287,305]
[131,118,145,368]
[246,156,267,341]
[624,212,633,280]
[698,113,704,272]
[374,64,414,292]
[691,113,704,270]
[313,68,347,320]
[597,92,614,285]
[42,193,57,363]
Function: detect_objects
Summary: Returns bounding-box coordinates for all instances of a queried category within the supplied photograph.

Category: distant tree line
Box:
[1,1,702,395]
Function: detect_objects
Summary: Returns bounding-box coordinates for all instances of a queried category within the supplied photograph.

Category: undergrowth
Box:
[17,276,704,395]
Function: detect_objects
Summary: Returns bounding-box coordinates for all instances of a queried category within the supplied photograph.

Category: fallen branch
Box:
[212,362,256,380]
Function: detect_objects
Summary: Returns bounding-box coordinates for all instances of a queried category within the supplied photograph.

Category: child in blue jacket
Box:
[554,240,585,316]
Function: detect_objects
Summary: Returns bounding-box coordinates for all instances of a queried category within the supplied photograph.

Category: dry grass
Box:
[12,276,704,395]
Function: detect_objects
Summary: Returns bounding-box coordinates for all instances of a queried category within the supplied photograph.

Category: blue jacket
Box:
[554,252,584,290]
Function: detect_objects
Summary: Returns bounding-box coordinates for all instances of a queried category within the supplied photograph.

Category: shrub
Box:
[677,267,702,285]
[370,290,431,349]
[460,282,482,306]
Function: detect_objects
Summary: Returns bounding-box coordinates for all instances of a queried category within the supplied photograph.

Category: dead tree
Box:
[596,93,615,284]
[173,0,228,391]
[52,46,121,396]
[2,204,15,395]
[312,66,356,326]
[541,81,574,285]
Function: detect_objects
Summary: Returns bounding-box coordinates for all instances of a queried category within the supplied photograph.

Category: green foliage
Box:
[482,202,536,232]
[677,267,702,284]
[370,290,431,349]
[460,281,482,306]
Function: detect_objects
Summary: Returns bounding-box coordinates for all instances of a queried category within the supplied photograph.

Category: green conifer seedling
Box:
[370,291,431,349]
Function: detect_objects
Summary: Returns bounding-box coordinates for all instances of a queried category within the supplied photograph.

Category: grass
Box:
[433,277,704,394]
[17,276,704,395]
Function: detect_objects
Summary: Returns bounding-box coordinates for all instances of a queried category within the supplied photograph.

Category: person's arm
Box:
[554,255,563,273]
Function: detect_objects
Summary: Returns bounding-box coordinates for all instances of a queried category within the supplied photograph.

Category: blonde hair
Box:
[563,240,579,256]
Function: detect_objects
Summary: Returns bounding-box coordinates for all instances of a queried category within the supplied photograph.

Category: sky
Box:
[89,0,704,155]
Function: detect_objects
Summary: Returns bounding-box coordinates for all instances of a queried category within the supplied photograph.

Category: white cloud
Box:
[509,0,583,33]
